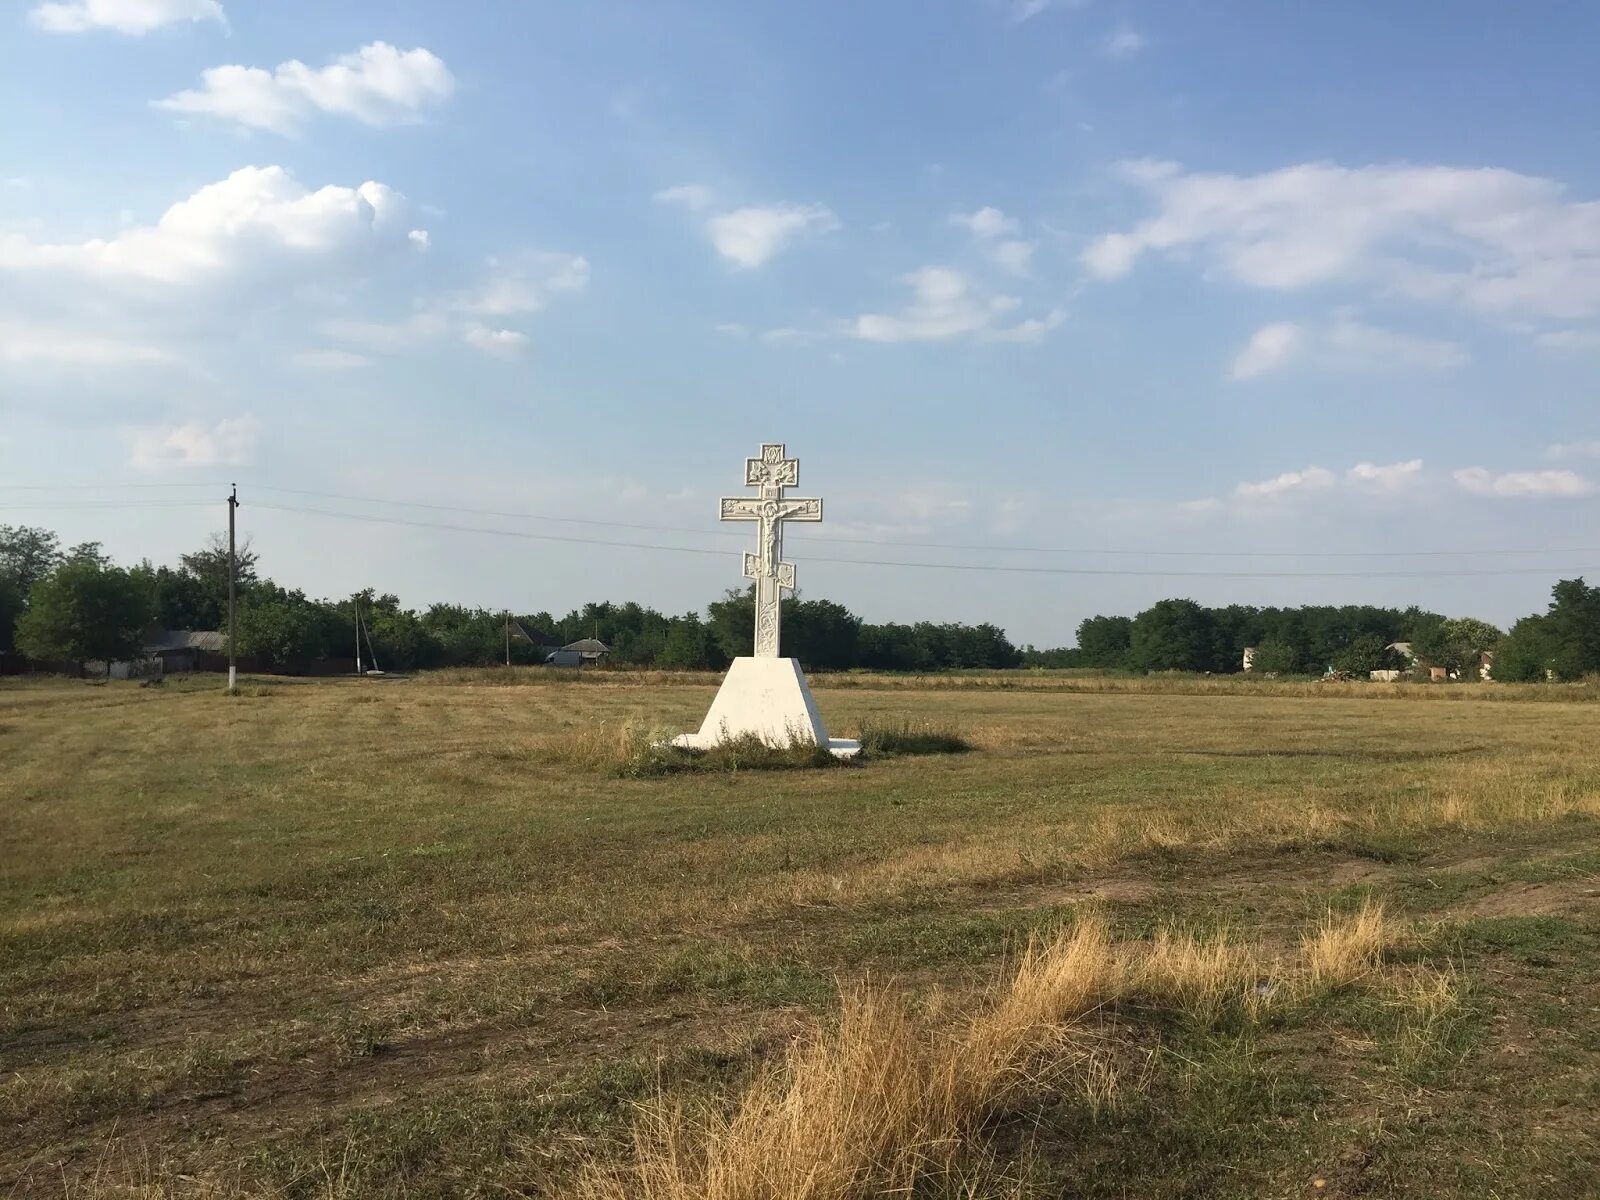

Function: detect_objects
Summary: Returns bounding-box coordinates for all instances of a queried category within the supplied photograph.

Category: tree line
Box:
[1022,588,1600,682]
[4,522,1599,681]
[0,525,1020,674]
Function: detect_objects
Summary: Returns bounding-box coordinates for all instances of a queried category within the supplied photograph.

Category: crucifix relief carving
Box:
[719,443,822,657]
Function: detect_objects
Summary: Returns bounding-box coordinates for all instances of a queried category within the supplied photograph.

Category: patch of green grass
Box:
[617,732,852,777]
[568,944,834,1008]
[1455,915,1589,959]
[857,716,974,758]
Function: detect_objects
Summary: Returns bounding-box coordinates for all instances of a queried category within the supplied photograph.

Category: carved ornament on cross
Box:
[718,443,822,657]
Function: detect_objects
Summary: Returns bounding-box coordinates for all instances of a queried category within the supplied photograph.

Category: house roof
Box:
[145,629,225,653]
[508,621,559,646]
[563,638,610,654]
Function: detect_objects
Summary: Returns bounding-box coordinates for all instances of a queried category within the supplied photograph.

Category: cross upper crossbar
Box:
[719,443,823,657]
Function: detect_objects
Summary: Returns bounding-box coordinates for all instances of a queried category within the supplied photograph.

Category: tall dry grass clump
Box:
[1301,900,1388,989]
[580,908,1410,1198]
[579,920,1118,1200]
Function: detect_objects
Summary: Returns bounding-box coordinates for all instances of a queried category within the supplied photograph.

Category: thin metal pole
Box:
[227,483,238,692]
[505,610,511,667]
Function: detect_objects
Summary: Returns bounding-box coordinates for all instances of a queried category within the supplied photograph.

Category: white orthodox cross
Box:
[719,443,822,657]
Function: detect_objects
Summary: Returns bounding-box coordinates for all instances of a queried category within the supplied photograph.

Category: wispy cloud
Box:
[1229,315,1468,380]
[1085,159,1600,321]
[29,0,224,35]
[656,185,836,269]
[0,321,170,367]
[850,266,1063,344]
[1547,440,1600,460]
[1100,27,1147,59]
[129,416,260,469]
[1453,467,1595,498]
[950,206,1035,275]
[156,43,454,135]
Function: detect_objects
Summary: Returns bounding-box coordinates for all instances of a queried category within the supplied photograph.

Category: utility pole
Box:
[227,483,238,692]
[505,609,511,667]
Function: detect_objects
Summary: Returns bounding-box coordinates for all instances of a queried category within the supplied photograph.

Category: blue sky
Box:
[3,0,1599,644]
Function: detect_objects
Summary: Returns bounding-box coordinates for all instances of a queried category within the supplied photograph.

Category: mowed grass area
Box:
[2,671,1599,1197]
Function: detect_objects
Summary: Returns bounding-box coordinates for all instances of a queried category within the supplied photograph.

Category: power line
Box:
[0,483,225,491]
[242,482,1600,561]
[7,478,1598,562]
[250,501,1600,581]
[0,501,216,510]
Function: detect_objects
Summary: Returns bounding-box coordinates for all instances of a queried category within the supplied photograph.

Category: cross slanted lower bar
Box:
[719,443,822,657]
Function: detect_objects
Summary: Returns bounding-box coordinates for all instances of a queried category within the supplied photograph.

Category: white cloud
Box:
[1453,467,1595,498]
[653,184,715,212]
[320,312,449,351]
[759,327,819,345]
[989,239,1035,275]
[315,251,585,358]
[1007,0,1086,22]
[462,326,528,358]
[0,321,169,366]
[454,252,589,316]
[290,349,371,370]
[713,322,749,337]
[1084,159,1600,319]
[851,266,1063,344]
[1101,27,1147,59]
[1322,316,1469,369]
[1547,441,1600,460]
[950,207,1035,275]
[1229,322,1304,379]
[29,0,223,34]
[156,43,454,135]
[129,416,260,469]
[1347,459,1424,491]
[951,206,1019,239]
[1229,316,1467,380]
[1537,329,1600,351]
[407,229,430,251]
[1234,465,1336,500]
[706,203,837,269]
[0,165,423,285]
[656,185,835,268]
[1193,458,1427,511]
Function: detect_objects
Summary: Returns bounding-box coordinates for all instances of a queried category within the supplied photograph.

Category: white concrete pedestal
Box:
[672,657,861,758]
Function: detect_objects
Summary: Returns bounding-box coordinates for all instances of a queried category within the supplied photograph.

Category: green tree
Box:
[1075,615,1133,669]
[1542,578,1600,681]
[1128,599,1221,672]
[1251,638,1300,675]
[785,598,862,669]
[1494,615,1553,682]
[235,589,345,666]
[15,558,153,673]
[0,525,63,661]
[658,613,726,670]
[0,525,63,591]
[1330,633,1405,677]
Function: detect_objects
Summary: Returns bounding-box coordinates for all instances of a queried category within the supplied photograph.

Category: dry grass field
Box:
[3,669,1599,1197]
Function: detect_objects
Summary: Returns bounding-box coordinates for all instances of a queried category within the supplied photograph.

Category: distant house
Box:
[508,621,559,649]
[1370,640,1470,683]
[145,629,226,673]
[547,637,610,667]
[105,627,225,678]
